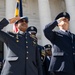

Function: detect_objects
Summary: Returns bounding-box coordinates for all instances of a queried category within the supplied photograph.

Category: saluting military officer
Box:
[44,12,75,75]
[0,17,43,75]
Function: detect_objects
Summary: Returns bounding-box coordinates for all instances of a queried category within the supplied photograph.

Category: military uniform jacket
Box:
[44,21,75,74]
[43,56,50,75]
[0,18,43,75]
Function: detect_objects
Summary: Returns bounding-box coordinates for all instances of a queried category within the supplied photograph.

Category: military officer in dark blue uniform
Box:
[44,12,75,75]
[43,44,52,75]
[27,26,46,75]
[27,26,45,62]
[0,17,43,75]
[26,26,38,42]
[0,58,3,74]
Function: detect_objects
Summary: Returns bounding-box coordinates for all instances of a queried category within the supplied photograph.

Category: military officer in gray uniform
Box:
[44,12,75,75]
[0,17,43,75]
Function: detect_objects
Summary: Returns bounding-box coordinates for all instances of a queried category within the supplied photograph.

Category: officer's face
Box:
[58,18,69,31]
[16,19,28,32]
[31,33,36,36]
[45,49,52,56]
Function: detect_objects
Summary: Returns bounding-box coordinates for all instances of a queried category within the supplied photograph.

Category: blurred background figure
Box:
[43,44,52,75]
[0,58,3,74]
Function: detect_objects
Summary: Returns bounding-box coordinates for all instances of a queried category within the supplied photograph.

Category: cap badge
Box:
[48,44,50,47]
[63,12,66,16]
[31,27,34,30]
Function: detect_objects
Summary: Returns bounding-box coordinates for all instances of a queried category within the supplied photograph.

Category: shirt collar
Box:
[60,29,69,32]
[18,30,24,34]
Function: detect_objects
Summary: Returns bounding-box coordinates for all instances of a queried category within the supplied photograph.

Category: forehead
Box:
[18,19,25,22]
[45,49,51,52]
[63,18,69,21]
[17,19,27,24]
[31,32,36,34]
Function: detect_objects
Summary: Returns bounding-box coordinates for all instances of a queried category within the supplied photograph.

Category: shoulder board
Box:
[7,31,17,37]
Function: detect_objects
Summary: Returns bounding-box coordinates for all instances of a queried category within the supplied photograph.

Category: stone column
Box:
[65,0,75,33]
[38,0,52,45]
[4,0,16,59]
[5,0,16,31]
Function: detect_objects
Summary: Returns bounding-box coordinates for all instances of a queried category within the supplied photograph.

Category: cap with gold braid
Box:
[44,44,52,50]
[27,26,37,34]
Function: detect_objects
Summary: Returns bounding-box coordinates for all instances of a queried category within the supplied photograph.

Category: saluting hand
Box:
[9,17,20,24]
[57,17,65,24]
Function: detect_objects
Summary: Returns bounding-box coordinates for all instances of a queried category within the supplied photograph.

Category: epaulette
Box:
[7,31,17,38]
[8,31,19,42]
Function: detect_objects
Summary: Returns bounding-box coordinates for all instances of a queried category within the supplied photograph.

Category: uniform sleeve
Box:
[0,18,9,29]
[0,18,10,43]
[43,21,58,43]
[36,46,43,75]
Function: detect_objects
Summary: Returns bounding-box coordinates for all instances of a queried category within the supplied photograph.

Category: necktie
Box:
[66,31,72,39]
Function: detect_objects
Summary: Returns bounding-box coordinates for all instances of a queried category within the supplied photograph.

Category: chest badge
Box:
[16,34,19,42]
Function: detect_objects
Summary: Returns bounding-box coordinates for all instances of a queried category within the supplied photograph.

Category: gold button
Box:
[72,47,74,49]
[26,57,28,59]
[26,37,27,39]
[26,41,28,43]
[16,40,19,42]
[26,46,28,48]
[27,51,29,53]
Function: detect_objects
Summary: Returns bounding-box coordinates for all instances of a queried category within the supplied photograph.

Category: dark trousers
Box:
[52,72,75,75]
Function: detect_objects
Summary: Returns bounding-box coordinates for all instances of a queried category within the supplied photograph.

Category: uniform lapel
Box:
[58,30,72,38]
